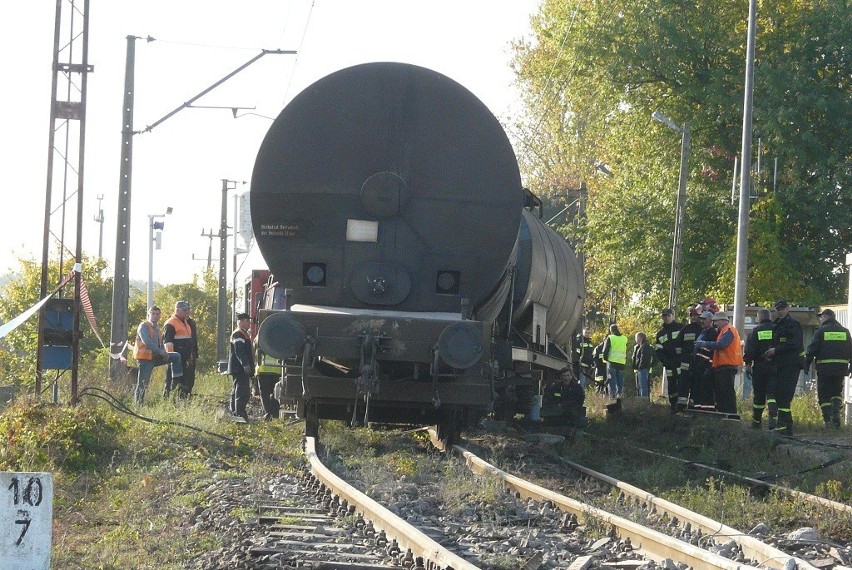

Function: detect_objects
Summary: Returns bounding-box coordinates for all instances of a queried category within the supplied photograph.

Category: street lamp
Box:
[652,111,691,313]
[147,207,173,310]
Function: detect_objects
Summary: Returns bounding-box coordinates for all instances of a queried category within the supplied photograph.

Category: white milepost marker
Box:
[1,472,53,569]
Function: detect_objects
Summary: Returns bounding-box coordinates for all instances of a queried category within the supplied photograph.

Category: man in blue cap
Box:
[228,312,255,421]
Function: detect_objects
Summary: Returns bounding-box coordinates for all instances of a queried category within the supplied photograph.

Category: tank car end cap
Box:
[438,321,483,369]
[257,312,307,359]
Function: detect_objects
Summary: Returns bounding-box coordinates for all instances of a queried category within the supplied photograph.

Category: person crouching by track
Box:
[632,332,654,398]
[602,323,628,401]
[228,312,256,422]
[694,312,742,415]
[805,308,851,429]
[544,367,587,431]
[133,306,182,406]
[744,308,776,429]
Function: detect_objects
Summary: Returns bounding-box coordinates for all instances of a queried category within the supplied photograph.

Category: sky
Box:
[1,1,540,297]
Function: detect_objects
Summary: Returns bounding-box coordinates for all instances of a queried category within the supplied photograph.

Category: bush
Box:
[0,396,126,473]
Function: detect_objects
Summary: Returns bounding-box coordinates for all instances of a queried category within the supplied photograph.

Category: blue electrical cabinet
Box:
[43,298,74,370]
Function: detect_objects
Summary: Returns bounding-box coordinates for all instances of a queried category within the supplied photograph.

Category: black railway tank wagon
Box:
[252,62,584,441]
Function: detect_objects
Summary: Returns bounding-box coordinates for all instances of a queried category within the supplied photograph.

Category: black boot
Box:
[767,400,778,430]
[752,405,763,428]
[775,409,793,435]
[820,402,833,426]
[831,399,842,428]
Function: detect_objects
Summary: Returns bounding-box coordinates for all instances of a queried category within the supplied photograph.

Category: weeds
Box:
[0,370,305,568]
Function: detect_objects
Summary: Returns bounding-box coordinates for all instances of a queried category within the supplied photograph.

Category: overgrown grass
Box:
[558,390,852,540]
[0,370,305,568]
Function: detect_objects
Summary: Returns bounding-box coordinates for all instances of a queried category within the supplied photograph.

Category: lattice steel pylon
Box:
[35,0,93,404]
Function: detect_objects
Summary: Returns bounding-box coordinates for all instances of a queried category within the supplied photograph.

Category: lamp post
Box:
[652,111,691,312]
[147,207,172,310]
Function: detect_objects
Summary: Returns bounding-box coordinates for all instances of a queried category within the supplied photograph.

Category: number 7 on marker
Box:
[15,510,31,546]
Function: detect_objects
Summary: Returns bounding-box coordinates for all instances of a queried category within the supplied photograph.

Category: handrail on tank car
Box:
[524,188,544,219]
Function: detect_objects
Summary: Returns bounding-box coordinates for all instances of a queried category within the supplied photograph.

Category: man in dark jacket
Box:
[228,312,256,421]
[632,332,654,398]
[743,308,775,428]
[163,300,199,399]
[805,308,851,428]
[693,311,718,408]
[676,306,704,411]
[763,299,804,434]
[655,308,684,412]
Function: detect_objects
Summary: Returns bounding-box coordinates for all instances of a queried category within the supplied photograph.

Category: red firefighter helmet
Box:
[700,297,720,314]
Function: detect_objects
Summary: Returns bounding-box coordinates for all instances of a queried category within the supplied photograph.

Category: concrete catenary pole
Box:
[733,0,758,336]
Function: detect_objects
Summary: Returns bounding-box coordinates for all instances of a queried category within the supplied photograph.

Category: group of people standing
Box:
[572,298,851,433]
[133,300,198,405]
[747,302,851,432]
[132,302,267,423]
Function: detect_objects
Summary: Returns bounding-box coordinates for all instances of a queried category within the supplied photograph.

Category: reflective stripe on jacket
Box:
[164,315,193,353]
[806,319,852,376]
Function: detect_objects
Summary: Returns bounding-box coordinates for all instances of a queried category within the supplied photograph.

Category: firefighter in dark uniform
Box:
[743,308,775,428]
[763,300,804,434]
[544,367,586,429]
[572,328,595,389]
[655,308,684,412]
[805,308,851,428]
[228,312,256,421]
[676,306,704,411]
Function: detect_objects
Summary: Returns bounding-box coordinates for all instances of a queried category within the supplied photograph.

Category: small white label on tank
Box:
[0,472,53,569]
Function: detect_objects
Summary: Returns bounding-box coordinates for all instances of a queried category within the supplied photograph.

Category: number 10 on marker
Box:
[1,472,53,569]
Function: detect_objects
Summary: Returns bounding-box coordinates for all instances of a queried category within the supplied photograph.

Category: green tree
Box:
[513,0,850,315]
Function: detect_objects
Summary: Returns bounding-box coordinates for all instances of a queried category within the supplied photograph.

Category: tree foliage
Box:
[512,0,850,317]
[0,257,221,388]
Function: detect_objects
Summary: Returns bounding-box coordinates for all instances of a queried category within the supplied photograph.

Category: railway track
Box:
[442,427,851,570]
[196,425,848,569]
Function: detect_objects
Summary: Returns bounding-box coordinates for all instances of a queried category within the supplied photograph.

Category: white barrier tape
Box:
[109,341,129,360]
[0,294,55,340]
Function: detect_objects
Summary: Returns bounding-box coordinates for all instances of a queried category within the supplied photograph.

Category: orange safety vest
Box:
[133,322,160,361]
[712,323,743,368]
[164,315,193,352]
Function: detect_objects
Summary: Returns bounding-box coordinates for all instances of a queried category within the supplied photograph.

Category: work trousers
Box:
[607,364,624,398]
[678,364,700,409]
[664,366,680,410]
[136,354,182,405]
[258,375,281,420]
[750,363,775,424]
[817,374,844,425]
[773,364,800,433]
[712,366,738,414]
[165,358,195,398]
[635,368,650,398]
[230,373,251,420]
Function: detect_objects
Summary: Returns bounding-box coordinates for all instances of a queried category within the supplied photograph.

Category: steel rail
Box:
[630,442,852,516]
[304,436,482,570]
[437,433,763,570]
[558,456,816,570]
